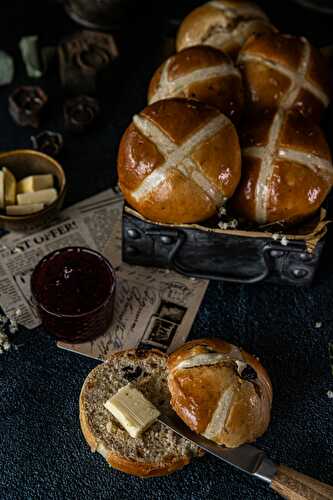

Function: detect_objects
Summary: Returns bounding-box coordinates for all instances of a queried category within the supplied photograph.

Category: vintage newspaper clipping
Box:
[0,189,208,360]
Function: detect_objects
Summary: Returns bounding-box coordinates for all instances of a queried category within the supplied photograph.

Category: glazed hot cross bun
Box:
[238,32,331,122]
[176,0,274,58]
[117,99,241,224]
[230,109,333,225]
[167,338,272,448]
[148,46,244,123]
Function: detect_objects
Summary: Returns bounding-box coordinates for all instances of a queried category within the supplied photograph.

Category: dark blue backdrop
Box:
[0,1,332,499]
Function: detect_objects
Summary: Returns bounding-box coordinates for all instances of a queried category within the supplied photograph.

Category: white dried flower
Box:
[327,390,333,399]
[0,315,7,326]
[9,320,18,334]
[3,341,10,351]
[281,236,288,246]
[272,233,279,241]
[218,206,227,216]
[218,217,238,230]
[0,310,20,353]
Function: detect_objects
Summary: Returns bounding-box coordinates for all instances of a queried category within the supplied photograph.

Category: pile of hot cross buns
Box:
[117,0,333,227]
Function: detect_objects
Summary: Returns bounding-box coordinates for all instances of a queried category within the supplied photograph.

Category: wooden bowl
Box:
[0,149,67,231]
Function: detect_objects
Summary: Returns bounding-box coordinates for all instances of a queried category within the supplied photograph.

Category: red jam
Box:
[31,247,116,342]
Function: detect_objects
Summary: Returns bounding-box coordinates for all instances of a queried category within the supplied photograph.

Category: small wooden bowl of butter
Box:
[0,149,66,231]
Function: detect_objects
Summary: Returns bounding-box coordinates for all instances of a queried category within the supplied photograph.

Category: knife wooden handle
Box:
[271,465,333,499]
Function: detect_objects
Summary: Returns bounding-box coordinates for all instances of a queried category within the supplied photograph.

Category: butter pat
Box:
[17,188,57,206]
[3,167,16,206]
[104,384,160,438]
[6,203,44,215]
[17,174,54,193]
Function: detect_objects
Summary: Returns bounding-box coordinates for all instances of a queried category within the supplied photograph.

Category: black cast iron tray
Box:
[122,205,329,286]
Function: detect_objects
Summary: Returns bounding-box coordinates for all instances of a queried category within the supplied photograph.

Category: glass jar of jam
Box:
[31,247,116,342]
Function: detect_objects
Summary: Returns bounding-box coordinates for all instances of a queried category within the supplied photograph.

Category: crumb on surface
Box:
[315,322,322,328]
[327,390,333,399]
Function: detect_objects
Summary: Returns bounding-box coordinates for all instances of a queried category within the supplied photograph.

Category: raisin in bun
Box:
[167,339,272,448]
[229,109,333,225]
[238,32,331,122]
[80,349,202,477]
[176,0,274,58]
[117,98,241,224]
[148,46,244,123]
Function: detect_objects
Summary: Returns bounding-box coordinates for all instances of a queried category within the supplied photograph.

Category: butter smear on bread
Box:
[104,383,160,438]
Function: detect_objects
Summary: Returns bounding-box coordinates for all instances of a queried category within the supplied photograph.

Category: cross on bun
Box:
[148,46,244,123]
[238,32,331,122]
[117,99,241,224]
[230,109,333,225]
[176,0,274,58]
[148,45,244,122]
[167,339,272,448]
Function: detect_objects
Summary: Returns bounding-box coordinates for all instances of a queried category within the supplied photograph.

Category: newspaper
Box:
[0,189,208,360]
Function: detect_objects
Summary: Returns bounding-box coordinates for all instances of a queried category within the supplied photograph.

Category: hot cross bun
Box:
[238,32,331,122]
[148,46,244,123]
[117,99,241,224]
[230,109,333,225]
[167,338,272,448]
[176,0,274,58]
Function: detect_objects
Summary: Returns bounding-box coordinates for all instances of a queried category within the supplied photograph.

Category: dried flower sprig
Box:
[0,309,20,354]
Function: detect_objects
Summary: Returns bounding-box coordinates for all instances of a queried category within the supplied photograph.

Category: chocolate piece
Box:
[9,86,48,128]
[31,131,64,156]
[64,95,100,133]
[0,50,14,86]
[19,36,42,78]
[58,30,118,95]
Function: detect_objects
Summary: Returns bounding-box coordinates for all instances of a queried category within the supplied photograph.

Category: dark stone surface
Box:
[0,1,333,499]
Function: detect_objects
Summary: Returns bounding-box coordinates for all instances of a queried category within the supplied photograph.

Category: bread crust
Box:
[148,46,244,123]
[167,339,273,448]
[117,98,241,224]
[238,32,331,122]
[79,349,193,477]
[230,109,333,225]
[176,0,273,58]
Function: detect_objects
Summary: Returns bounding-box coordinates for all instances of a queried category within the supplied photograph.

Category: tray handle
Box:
[157,230,273,283]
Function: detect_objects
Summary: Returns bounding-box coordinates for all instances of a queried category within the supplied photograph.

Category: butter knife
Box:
[159,411,333,500]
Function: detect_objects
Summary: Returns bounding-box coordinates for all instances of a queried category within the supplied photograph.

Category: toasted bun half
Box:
[80,348,202,477]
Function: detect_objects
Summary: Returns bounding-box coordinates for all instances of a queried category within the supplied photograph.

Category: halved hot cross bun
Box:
[117,99,241,224]
[167,338,272,448]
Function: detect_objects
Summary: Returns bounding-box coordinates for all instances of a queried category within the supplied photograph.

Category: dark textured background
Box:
[0,1,333,499]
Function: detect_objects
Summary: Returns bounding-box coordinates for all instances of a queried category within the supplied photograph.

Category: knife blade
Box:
[158,410,277,484]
